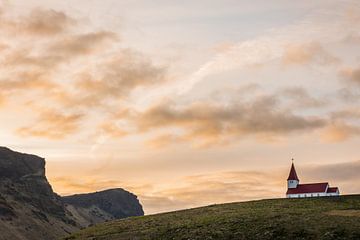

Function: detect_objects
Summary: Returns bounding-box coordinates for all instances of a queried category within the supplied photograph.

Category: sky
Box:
[0,0,360,214]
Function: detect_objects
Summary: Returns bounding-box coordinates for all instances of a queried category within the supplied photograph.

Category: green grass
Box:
[65,195,360,240]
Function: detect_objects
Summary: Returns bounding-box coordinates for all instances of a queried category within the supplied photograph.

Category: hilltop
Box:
[63,189,144,227]
[66,195,360,240]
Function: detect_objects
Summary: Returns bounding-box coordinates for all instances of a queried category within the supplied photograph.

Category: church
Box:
[286,161,340,198]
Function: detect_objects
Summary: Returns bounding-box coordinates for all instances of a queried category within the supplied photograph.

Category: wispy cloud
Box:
[16,108,84,139]
[167,2,359,95]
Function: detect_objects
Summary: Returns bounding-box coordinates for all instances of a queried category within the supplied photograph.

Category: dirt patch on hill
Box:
[326,210,360,217]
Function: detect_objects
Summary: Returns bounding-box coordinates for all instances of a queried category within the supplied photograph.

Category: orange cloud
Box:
[340,65,360,86]
[21,8,76,36]
[0,93,5,106]
[321,121,360,142]
[282,42,339,66]
[145,134,185,148]
[98,122,128,138]
[16,109,84,139]
[0,8,75,36]
[0,71,57,91]
[0,6,168,140]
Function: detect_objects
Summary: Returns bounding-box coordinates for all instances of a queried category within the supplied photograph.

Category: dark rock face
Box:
[0,146,145,239]
[0,147,68,217]
[63,189,144,226]
[0,147,45,179]
[0,147,78,240]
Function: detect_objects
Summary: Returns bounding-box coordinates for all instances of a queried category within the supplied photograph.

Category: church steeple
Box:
[287,159,299,189]
[287,159,299,181]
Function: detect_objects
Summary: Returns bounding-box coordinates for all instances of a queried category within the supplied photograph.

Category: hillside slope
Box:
[63,189,144,227]
[66,195,360,240]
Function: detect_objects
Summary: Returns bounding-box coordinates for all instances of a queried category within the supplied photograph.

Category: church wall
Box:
[286,191,339,198]
[287,192,328,198]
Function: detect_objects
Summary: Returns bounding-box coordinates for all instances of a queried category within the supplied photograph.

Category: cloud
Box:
[343,33,360,44]
[340,65,360,86]
[0,5,168,139]
[75,51,166,101]
[16,109,84,139]
[321,120,360,142]
[319,108,360,142]
[3,32,118,70]
[0,71,57,92]
[21,9,76,36]
[302,160,360,193]
[0,8,76,36]
[145,134,185,149]
[0,42,8,51]
[0,93,5,106]
[304,161,360,182]
[279,87,326,109]
[50,176,127,196]
[336,88,360,103]
[163,2,358,96]
[160,171,282,205]
[282,42,339,66]
[132,96,326,146]
[98,122,128,138]
[48,31,118,57]
[3,49,65,69]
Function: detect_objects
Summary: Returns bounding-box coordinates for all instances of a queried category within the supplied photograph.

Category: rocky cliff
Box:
[63,189,144,227]
[0,147,78,240]
[0,147,144,240]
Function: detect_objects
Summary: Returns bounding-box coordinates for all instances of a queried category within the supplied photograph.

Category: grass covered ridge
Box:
[65,195,360,240]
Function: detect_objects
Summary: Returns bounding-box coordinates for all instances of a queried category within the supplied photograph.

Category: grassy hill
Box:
[65,195,360,240]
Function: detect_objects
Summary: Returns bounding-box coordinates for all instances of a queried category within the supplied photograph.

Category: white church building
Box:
[286,161,340,198]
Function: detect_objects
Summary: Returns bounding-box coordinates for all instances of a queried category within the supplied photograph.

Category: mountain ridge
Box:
[63,188,144,227]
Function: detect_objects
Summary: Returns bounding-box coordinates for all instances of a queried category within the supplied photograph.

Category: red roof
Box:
[286,182,328,194]
[327,187,339,193]
[287,163,299,181]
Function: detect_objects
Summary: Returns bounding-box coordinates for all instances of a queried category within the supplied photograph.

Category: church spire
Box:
[287,160,299,181]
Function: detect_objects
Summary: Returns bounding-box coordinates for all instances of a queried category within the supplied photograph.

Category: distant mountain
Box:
[63,189,144,227]
[0,147,144,240]
[66,195,360,240]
